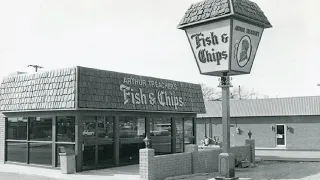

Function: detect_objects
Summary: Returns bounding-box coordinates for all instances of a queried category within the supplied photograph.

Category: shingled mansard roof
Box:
[0,67,76,111]
[0,66,206,113]
[197,96,320,118]
[177,0,272,29]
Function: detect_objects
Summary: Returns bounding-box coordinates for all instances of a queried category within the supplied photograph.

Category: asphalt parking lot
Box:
[166,161,320,180]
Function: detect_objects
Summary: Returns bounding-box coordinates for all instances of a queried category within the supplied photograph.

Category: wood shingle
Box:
[177,0,272,29]
[0,67,76,111]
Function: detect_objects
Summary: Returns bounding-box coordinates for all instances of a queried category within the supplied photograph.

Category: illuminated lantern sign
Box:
[177,0,272,76]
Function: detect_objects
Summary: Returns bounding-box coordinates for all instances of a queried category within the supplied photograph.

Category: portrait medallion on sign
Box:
[234,35,252,67]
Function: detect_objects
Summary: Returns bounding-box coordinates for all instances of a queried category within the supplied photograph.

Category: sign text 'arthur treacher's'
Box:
[120,77,183,110]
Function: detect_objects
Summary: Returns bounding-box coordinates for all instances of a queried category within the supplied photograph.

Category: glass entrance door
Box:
[97,116,114,167]
[276,124,286,146]
[82,117,96,168]
[82,116,115,170]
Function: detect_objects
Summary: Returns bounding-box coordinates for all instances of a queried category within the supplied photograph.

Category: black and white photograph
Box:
[0,0,319,180]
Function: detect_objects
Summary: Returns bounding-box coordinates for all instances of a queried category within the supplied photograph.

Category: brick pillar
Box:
[139,148,155,180]
[184,144,198,174]
[185,144,198,153]
[245,139,255,163]
[0,113,5,164]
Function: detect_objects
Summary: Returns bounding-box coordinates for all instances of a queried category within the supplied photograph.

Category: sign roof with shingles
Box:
[177,0,272,29]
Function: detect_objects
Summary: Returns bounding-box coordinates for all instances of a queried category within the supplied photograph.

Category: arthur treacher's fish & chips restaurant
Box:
[0,66,205,171]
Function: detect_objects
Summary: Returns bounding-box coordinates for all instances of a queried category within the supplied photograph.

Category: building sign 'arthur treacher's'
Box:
[76,67,205,113]
[120,77,183,110]
[185,19,264,76]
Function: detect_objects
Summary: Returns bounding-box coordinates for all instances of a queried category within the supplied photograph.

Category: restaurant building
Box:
[197,97,320,153]
[0,66,205,171]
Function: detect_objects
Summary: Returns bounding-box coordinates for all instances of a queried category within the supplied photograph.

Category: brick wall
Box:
[193,148,221,172]
[230,145,251,162]
[233,123,275,148]
[286,121,320,149]
[154,153,192,180]
[0,113,5,163]
[140,141,254,180]
[233,116,320,149]
[194,145,251,173]
[199,116,320,149]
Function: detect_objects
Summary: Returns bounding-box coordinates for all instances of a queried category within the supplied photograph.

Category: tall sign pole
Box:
[177,0,272,179]
[219,75,234,177]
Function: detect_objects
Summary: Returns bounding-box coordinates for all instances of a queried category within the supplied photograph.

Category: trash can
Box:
[59,147,76,174]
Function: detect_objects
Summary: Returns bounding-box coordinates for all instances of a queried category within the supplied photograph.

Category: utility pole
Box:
[27,65,43,72]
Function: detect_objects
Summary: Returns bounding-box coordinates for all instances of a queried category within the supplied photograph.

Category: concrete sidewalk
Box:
[256,149,320,161]
[0,164,140,180]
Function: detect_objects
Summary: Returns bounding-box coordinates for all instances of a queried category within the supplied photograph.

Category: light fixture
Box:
[236,127,241,134]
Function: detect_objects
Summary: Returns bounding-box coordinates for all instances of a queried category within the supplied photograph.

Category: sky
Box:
[0,0,319,98]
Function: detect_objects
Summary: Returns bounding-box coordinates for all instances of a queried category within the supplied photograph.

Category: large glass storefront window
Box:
[29,143,52,165]
[6,142,27,163]
[150,117,172,155]
[56,116,76,167]
[57,116,75,142]
[56,144,75,167]
[5,116,76,168]
[175,118,184,153]
[7,117,27,140]
[5,115,194,169]
[184,118,194,147]
[119,116,145,165]
[29,117,52,141]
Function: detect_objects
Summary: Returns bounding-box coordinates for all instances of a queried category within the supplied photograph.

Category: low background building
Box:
[0,66,205,171]
[197,97,320,160]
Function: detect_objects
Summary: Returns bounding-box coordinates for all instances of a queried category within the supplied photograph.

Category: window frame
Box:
[5,116,65,167]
